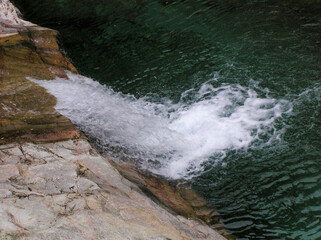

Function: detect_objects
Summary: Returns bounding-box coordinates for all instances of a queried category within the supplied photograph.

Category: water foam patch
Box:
[31,72,292,179]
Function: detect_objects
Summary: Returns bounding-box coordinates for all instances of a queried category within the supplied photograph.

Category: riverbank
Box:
[0,1,227,239]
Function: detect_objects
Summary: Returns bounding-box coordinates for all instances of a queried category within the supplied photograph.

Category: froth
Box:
[31,72,291,179]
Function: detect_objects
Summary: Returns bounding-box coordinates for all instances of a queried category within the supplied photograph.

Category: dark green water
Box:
[16,0,321,239]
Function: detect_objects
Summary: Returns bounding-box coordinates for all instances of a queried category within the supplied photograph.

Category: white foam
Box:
[31,72,292,179]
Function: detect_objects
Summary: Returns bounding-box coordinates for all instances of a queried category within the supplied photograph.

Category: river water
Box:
[17,0,321,239]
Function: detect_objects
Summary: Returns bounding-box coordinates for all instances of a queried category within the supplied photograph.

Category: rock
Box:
[108,160,235,239]
[0,15,79,145]
[0,2,227,239]
[0,164,19,182]
[0,144,24,164]
[0,139,226,240]
[0,0,21,26]
[142,175,195,218]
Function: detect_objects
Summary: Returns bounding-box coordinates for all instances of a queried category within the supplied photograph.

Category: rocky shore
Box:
[0,1,227,239]
[0,139,226,240]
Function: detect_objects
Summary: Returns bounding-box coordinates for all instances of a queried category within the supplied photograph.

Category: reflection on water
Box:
[17,0,321,239]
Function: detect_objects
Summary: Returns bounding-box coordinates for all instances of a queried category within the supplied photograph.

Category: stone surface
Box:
[0,139,226,240]
[0,2,227,239]
[0,11,79,145]
[0,0,21,25]
[109,159,233,239]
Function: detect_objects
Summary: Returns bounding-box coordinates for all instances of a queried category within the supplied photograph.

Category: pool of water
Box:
[17,0,321,239]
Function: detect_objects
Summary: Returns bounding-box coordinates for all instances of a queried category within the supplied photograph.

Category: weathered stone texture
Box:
[0,140,226,240]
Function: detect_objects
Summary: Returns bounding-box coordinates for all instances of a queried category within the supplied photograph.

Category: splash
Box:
[31,72,291,179]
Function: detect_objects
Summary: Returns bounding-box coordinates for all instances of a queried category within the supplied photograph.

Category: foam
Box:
[31,72,292,179]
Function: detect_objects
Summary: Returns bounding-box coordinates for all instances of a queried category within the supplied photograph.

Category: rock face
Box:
[0,140,226,240]
[0,0,21,25]
[0,6,78,145]
[109,160,226,229]
[0,1,227,239]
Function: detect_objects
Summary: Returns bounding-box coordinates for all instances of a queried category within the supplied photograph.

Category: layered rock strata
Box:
[0,6,78,145]
[0,1,227,239]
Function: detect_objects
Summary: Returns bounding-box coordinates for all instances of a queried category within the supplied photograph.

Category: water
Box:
[17,0,321,239]
[32,72,291,179]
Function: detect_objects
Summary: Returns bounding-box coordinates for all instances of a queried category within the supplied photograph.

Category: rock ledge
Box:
[0,1,227,239]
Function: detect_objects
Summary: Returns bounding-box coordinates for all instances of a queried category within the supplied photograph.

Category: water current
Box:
[17,0,321,239]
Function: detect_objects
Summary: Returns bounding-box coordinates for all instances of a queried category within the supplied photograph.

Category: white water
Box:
[31,72,291,179]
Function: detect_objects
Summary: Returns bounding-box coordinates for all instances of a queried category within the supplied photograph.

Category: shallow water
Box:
[18,0,321,239]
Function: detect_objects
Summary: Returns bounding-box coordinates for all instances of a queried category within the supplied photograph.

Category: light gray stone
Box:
[0,145,24,165]
[0,165,19,183]
[0,139,226,239]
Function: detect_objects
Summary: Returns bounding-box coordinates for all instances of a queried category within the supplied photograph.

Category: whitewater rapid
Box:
[31,72,292,179]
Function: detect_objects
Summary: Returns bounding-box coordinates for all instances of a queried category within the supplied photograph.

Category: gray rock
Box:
[0,139,226,240]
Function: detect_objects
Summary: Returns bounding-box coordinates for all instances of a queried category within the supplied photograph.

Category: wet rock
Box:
[0,16,79,145]
[108,160,236,239]
[109,160,222,222]
[0,2,226,239]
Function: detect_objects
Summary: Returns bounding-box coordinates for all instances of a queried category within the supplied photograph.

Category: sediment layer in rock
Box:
[0,20,79,145]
